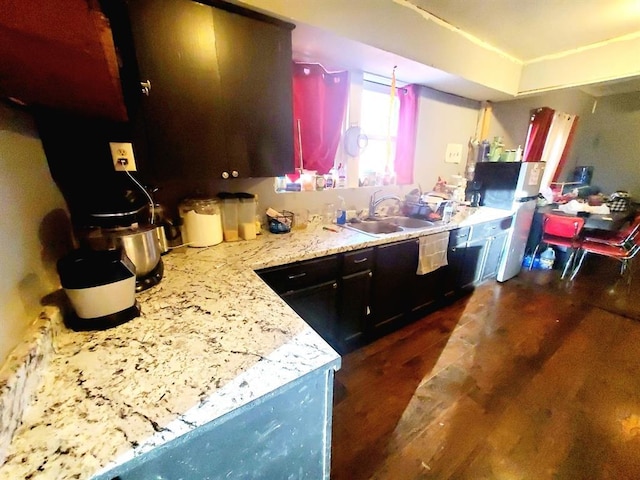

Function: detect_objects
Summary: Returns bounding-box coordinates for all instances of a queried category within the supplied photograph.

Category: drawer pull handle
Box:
[353,257,368,264]
[287,272,307,280]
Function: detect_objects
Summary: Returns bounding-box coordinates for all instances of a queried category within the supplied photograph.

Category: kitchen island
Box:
[0,207,511,479]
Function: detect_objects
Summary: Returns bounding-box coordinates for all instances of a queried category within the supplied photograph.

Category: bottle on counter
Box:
[442,201,455,224]
[336,196,347,225]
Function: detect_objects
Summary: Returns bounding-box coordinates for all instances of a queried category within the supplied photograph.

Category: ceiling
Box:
[408,0,640,62]
[237,0,640,100]
[405,0,640,97]
[284,0,640,101]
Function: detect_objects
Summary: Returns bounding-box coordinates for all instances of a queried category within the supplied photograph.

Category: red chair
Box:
[530,213,585,279]
[569,228,640,281]
[581,212,640,247]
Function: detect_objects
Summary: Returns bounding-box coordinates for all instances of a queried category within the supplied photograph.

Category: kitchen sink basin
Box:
[345,216,436,236]
[385,216,434,228]
[346,221,403,235]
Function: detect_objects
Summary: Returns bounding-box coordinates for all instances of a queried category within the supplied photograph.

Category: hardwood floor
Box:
[331,256,640,480]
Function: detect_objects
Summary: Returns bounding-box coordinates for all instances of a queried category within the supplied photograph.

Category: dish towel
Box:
[417,231,450,275]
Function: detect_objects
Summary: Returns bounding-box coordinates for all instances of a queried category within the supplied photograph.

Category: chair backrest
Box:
[619,213,640,239]
[542,214,585,239]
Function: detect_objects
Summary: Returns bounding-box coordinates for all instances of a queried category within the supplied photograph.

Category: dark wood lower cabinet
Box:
[370,240,416,335]
[282,281,338,344]
[338,270,371,351]
[370,238,443,337]
[258,222,512,353]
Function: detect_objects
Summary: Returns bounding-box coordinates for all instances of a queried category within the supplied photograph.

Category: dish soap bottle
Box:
[336,196,347,225]
[540,247,556,270]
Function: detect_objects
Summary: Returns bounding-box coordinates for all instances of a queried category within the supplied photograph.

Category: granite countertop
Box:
[0,206,512,479]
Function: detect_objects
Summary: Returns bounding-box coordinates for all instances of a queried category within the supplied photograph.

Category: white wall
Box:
[0,103,71,363]
[413,88,480,190]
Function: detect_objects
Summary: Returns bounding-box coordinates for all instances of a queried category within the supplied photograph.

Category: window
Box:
[358,80,399,186]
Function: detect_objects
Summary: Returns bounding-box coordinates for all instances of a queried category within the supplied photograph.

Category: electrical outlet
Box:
[109,142,137,171]
[445,143,463,164]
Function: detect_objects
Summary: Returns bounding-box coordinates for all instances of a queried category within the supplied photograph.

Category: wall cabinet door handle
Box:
[140,80,151,96]
[287,272,307,280]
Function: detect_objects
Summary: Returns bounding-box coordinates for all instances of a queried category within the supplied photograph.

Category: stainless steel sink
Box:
[385,216,434,229]
[346,221,403,235]
[345,216,436,236]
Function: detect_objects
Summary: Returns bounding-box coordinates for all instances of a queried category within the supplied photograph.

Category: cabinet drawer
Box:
[469,217,513,241]
[448,227,471,247]
[342,248,374,275]
[258,256,339,294]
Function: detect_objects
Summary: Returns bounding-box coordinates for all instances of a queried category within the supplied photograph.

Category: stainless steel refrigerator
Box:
[472,162,545,282]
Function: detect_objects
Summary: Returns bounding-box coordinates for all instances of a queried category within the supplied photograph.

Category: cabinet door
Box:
[211,6,294,178]
[282,281,338,343]
[442,228,470,297]
[127,0,293,181]
[464,237,488,286]
[128,0,227,181]
[481,232,508,281]
[338,270,372,352]
[370,240,416,334]
[442,244,466,298]
[412,264,443,314]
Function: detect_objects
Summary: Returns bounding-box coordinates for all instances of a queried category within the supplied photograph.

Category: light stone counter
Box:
[0,207,511,479]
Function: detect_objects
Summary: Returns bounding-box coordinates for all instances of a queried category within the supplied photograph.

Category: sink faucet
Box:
[368,190,402,218]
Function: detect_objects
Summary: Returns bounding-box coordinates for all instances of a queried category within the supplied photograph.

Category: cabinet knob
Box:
[221,171,230,179]
[333,283,338,289]
[140,80,151,96]
[231,170,239,178]
[368,271,373,277]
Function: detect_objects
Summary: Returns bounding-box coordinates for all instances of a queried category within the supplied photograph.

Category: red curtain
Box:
[552,116,579,182]
[523,106,554,162]
[394,84,419,184]
[292,62,349,174]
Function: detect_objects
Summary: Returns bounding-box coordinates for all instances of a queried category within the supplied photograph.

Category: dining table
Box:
[526,204,637,254]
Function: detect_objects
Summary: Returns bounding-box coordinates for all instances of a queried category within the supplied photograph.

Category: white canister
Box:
[179,198,223,247]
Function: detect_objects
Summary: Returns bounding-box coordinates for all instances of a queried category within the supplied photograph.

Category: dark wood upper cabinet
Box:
[0,0,127,121]
[125,0,295,181]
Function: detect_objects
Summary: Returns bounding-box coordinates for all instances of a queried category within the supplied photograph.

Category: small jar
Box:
[217,194,239,242]
[178,197,223,247]
[238,193,258,240]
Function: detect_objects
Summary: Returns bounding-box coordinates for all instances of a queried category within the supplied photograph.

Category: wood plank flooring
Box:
[331,256,640,480]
